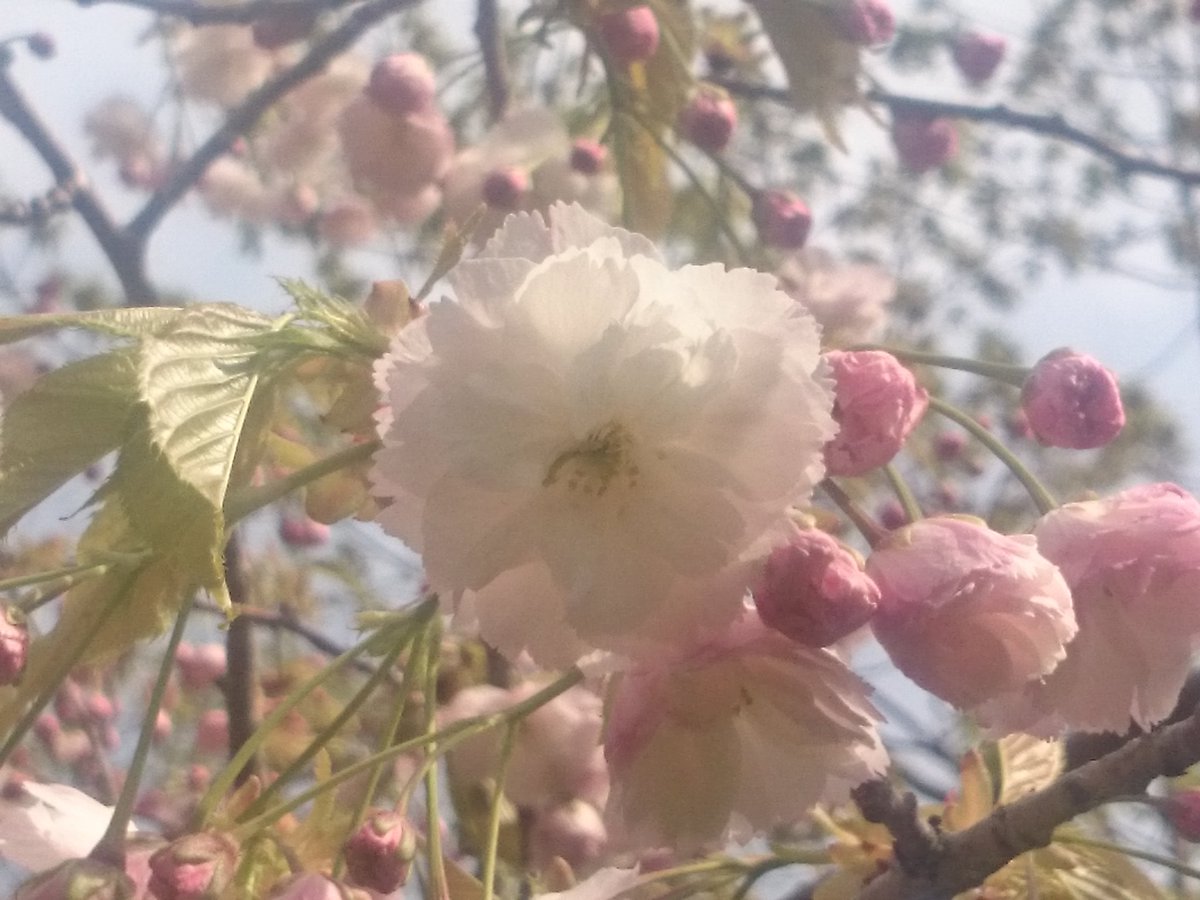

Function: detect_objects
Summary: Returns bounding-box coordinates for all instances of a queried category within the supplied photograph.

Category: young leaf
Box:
[0,349,138,536]
[0,306,187,345]
[997,734,1064,805]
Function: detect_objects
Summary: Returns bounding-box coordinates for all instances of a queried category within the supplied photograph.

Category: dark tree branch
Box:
[221,535,260,786]
[76,0,355,25]
[714,77,1200,189]
[128,0,419,242]
[0,67,157,303]
[856,705,1200,899]
[0,182,76,227]
[474,0,510,123]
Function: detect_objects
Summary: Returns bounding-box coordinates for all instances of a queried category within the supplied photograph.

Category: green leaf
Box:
[0,349,138,536]
[0,306,188,345]
[277,279,389,357]
[997,734,1064,805]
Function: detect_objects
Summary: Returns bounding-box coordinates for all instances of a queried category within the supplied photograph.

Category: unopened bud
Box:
[147,831,238,900]
[366,54,437,118]
[933,429,967,462]
[1168,791,1200,841]
[752,190,812,249]
[952,31,1007,84]
[678,85,737,153]
[1021,348,1125,449]
[343,810,417,894]
[597,6,660,64]
[754,529,880,646]
[569,138,608,174]
[279,514,331,548]
[481,166,528,210]
[891,114,958,173]
[831,0,895,46]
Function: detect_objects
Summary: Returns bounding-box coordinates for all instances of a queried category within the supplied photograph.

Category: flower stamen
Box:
[543,422,638,497]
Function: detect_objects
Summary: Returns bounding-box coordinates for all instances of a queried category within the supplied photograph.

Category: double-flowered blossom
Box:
[1021,348,1125,450]
[372,203,836,665]
[867,516,1077,712]
[603,610,886,849]
[979,484,1200,735]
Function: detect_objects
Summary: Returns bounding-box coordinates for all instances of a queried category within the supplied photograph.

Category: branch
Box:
[474,0,510,122]
[76,0,354,25]
[220,535,260,786]
[714,77,1200,189]
[127,0,419,242]
[0,183,75,227]
[0,67,157,303]
[856,706,1200,899]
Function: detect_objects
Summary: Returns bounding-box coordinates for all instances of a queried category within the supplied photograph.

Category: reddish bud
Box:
[481,167,529,210]
[952,31,1007,84]
[195,709,229,754]
[832,0,895,46]
[366,54,437,118]
[933,429,967,462]
[1021,348,1125,449]
[148,832,238,900]
[678,86,738,153]
[754,529,880,646]
[154,709,173,743]
[34,712,60,746]
[175,642,227,690]
[279,514,330,548]
[1168,791,1200,840]
[752,190,812,249]
[569,138,608,174]
[891,114,958,173]
[597,6,660,64]
[252,10,318,49]
[187,764,210,793]
[877,500,908,531]
[85,692,116,726]
[17,858,136,900]
[343,810,417,894]
[0,607,28,685]
[27,33,56,60]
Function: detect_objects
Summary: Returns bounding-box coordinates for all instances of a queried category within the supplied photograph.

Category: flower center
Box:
[542,422,639,498]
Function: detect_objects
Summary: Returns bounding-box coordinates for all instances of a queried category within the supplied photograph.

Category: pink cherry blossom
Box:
[978,484,1200,735]
[867,516,1077,711]
[1021,348,1125,449]
[776,248,895,346]
[604,611,886,849]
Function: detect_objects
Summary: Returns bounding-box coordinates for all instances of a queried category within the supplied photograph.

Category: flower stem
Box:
[1054,832,1200,881]
[480,722,518,900]
[92,593,194,866]
[232,667,585,841]
[819,478,888,547]
[882,463,922,524]
[223,438,381,524]
[852,345,1030,387]
[421,617,449,900]
[928,397,1057,514]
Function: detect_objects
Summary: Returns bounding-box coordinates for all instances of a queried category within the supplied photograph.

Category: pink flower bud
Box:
[1021,348,1125,450]
[187,764,210,793]
[823,350,928,476]
[753,190,812,249]
[597,6,660,64]
[481,166,529,210]
[1167,790,1200,841]
[34,712,60,746]
[196,709,228,754]
[831,0,895,46]
[279,514,330,548]
[569,138,608,174]
[952,31,1007,84]
[148,832,238,900]
[754,529,880,647]
[17,858,136,900]
[175,642,227,690]
[27,33,56,60]
[154,709,173,743]
[85,692,116,726]
[877,500,908,531]
[366,54,437,118]
[867,516,1077,710]
[678,86,737,153]
[891,113,958,173]
[343,810,417,894]
[0,607,28,685]
[251,10,318,49]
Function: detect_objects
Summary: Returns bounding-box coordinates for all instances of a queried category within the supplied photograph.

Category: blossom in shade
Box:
[823,350,928,476]
[867,516,1077,711]
[372,203,835,664]
[977,484,1200,735]
[891,114,958,173]
[0,781,121,873]
[753,527,879,646]
[1021,348,1125,450]
[776,249,894,346]
[604,610,886,849]
[831,0,896,45]
[148,832,238,900]
[678,85,738,153]
[440,682,608,808]
[596,6,660,63]
[753,191,812,249]
[342,811,417,894]
[952,31,1007,83]
[172,25,278,107]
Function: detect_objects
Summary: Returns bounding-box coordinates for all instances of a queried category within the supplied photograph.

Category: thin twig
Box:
[474,0,510,122]
[221,535,260,785]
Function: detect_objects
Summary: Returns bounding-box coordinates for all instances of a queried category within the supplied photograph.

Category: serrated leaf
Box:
[0,306,187,345]
[748,0,862,148]
[998,734,1064,805]
[0,349,138,536]
[278,279,388,357]
[977,833,1165,900]
[944,748,994,831]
